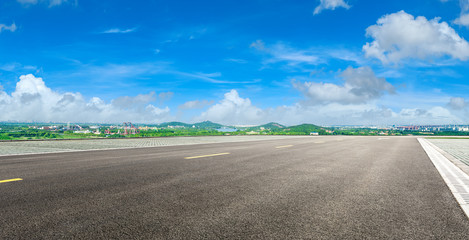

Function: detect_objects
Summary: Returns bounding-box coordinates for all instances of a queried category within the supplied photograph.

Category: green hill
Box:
[193,121,224,129]
[259,122,285,130]
[158,122,192,128]
[285,124,328,135]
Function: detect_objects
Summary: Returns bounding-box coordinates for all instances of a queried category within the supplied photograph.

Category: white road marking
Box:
[275,145,293,149]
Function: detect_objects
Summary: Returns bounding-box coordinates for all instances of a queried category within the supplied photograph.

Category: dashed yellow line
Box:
[0,178,23,184]
[275,145,293,149]
[185,152,230,159]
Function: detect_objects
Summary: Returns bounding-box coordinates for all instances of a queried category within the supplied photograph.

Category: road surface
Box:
[1,136,469,239]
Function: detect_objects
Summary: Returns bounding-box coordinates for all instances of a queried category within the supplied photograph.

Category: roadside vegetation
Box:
[1,121,469,141]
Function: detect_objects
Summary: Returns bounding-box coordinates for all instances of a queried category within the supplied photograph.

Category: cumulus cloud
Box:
[1,75,463,126]
[314,0,350,15]
[293,66,394,105]
[196,90,265,125]
[447,97,467,110]
[363,11,469,64]
[178,100,214,110]
[191,88,464,126]
[0,74,172,123]
[0,23,17,33]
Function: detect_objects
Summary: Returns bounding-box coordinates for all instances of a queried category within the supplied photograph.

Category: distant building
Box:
[246,131,259,135]
[310,132,319,136]
[74,130,91,134]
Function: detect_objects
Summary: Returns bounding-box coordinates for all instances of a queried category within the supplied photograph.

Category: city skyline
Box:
[1,0,469,125]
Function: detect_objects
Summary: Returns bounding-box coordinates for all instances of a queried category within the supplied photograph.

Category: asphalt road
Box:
[1,136,469,239]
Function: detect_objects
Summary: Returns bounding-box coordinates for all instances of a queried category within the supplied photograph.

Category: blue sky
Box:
[1,0,469,125]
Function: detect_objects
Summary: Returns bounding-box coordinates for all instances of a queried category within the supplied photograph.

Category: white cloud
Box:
[111,92,156,109]
[460,0,469,12]
[1,75,464,126]
[17,0,71,7]
[16,0,38,4]
[196,90,265,125]
[250,40,365,69]
[454,0,469,27]
[454,13,469,26]
[314,0,350,15]
[170,71,258,84]
[0,23,17,33]
[158,92,174,103]
[224,58,248,64]
[0,63,37,72]
[194,89,463,125]
[250,40,321,69]
[293,66,394,105]
[447,97,468,110]
[363,11,469,64]
[48,0,68,7]
[0,74,172,123]
[101,28,137,34]
[179,100,214,110]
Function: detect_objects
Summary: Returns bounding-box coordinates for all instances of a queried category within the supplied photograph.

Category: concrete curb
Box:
[418,138,469,219]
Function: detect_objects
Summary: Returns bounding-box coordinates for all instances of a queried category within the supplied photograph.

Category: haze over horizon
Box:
[1,0,469,126]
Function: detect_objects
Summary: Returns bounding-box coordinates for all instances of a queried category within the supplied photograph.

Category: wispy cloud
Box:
[179,100,214,110]
[0,62,37,72]
[101,27,137,34]
[52,61,258,87]
[17,0,74,7]
[224,58,248,64]
[250,40,321,68]
[250,40,367,69]
[0,23,17,33]
[170,71,259,84]
[17,0,39,5]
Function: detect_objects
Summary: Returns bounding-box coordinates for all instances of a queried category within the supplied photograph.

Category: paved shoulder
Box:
[419,138,469,218]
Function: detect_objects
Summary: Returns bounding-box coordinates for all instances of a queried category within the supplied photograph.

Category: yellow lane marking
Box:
[185,152,230,159]
[0,178,23,184]
[314,141,325,144]
[275,145,293,149]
